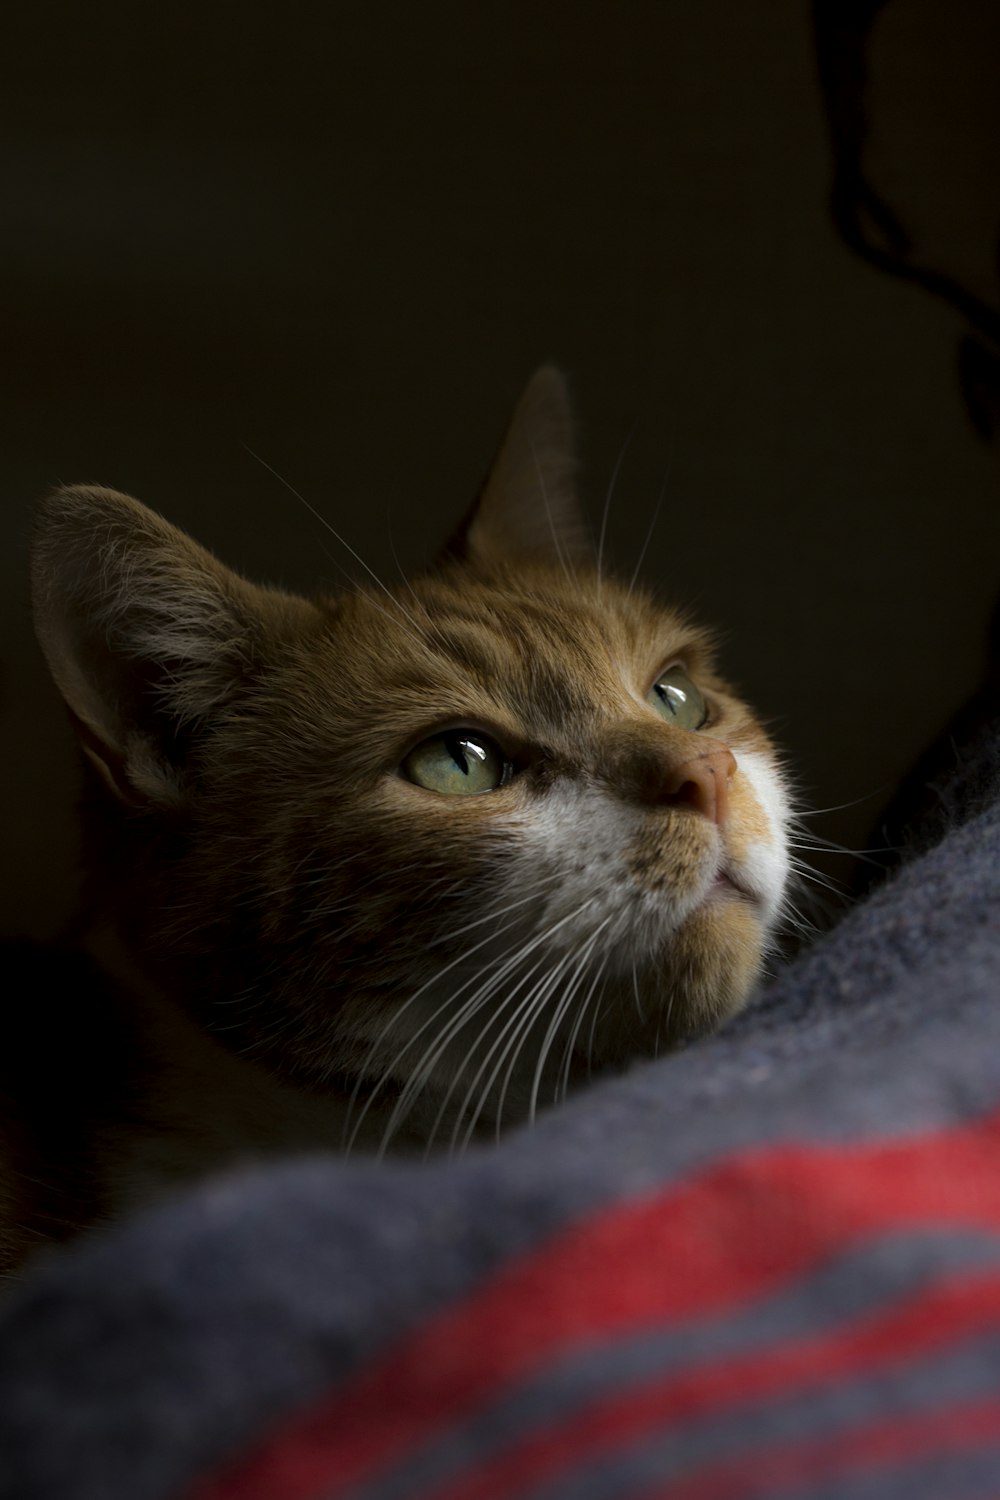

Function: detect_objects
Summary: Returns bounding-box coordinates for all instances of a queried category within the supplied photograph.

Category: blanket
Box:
[1,687,998,1499]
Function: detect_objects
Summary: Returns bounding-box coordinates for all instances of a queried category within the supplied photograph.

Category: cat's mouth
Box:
[705,869,758,908]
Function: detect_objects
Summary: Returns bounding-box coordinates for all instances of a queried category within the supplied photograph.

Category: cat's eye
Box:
[402,731,509,796]
[647,667,708,731]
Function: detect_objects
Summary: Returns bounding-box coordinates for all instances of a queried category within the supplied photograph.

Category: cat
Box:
[3,367,791,1277]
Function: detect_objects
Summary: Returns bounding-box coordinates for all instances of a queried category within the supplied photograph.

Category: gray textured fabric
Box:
[0,726,998,1499]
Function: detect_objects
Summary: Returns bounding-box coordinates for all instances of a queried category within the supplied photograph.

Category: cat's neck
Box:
[83,922,430,1209]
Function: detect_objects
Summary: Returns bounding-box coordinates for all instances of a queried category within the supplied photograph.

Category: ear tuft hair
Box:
[32,485,313,804]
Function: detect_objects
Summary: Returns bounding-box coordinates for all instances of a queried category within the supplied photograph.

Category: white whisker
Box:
[596,421,636,596]
[627,445,674,595]
[528,916,613,1122]
[241,443,428,645]
[529,437,572,584]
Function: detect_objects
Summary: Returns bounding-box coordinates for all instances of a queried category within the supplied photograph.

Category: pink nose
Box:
[657,745,737,826]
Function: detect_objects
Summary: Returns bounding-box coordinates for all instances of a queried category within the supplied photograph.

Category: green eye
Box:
[647,667,708,731]
[402,731,508,796]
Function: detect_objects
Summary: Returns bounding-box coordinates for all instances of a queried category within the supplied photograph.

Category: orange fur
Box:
[3,368,791,1277]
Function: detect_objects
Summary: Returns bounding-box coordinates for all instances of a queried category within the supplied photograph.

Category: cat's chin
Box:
[642,894,765,1038]
[705,871,752,902]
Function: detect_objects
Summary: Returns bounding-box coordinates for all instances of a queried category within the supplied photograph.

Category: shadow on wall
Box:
[813,0,1000,883]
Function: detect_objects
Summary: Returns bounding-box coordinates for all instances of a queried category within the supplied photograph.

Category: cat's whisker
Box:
[794,792,885,820]
[346,873,567,1151]
[429,949,557,1156]
[241,442,429,644]
[385,515,435,624]
[453,945,580,1153]
[342,903,543,1153]
[627,449,673,596]
[596,422,636,598]
[489,956,580,1145]
[424,882,559,947]
[13,372,799,1277]
[456,905,606,1148]
[787,859,849,898]
[586,975,611,1079]
[528,917,613,1124]
[402,934,564,1147]
[662,982,677,1042]
[558,948,612,1102]
[346,588,430,653]
[631,957,645,1026]
[310,870,469,930]
[391,898,595,1156]
[787,835,896,869]
[380,895,597,1157]
[529,438,573,585]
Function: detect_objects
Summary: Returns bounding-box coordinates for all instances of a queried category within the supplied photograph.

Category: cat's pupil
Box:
[647,668,707,731]
[401,729,506,795]
[448,735,486,775]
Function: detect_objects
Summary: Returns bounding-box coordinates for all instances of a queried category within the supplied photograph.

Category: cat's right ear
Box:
[32,485,316,807]
[441,366,593,571]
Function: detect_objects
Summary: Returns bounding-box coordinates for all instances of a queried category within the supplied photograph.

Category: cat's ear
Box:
[442,365,593,570]
[32,485,316,806]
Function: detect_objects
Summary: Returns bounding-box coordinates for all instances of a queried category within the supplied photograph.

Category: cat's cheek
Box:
[725,749,792,923]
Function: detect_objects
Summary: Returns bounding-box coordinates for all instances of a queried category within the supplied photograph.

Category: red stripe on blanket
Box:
[418,1271,1000,1500]
[639,1395,1000,1500]
[190,1109,1000,1500]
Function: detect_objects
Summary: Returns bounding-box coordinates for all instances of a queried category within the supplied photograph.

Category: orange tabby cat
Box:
[3,368,790,1275]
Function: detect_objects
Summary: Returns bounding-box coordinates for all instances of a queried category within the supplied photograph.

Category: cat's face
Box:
[32,369,790,1150]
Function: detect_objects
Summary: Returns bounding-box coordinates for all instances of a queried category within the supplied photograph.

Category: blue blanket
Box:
[1,708,998,1499]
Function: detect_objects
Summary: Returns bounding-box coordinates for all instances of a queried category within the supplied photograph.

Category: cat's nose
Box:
[659,745,737,826]
[619,738,737,824]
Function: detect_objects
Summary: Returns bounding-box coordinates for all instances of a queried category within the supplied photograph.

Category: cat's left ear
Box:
[441,366,593,570]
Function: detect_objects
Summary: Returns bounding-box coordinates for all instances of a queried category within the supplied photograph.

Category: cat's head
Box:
[32,368,791,1150]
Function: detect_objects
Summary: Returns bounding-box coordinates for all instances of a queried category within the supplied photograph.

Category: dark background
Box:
[2,0,998,940]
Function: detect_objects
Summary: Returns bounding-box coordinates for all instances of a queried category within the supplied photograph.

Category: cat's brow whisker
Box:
[385,512,434,623]
[627,443,674,596]
[596,421,636,597]
[345,588,430,653]
[529,438,572,585]
[241,442,428,643]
